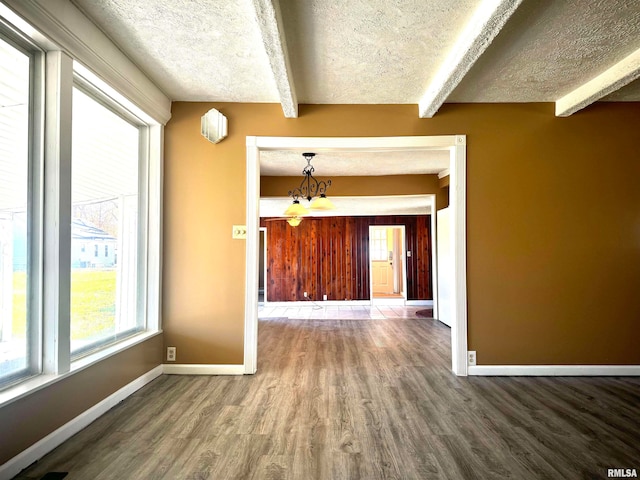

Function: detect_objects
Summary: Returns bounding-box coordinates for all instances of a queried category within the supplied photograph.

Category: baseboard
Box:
[405,300,433,306]
[371,297,406,306]
[264,300,371,307]
[468,365,640,376]
[0,365,163,480]
[162,364,245,375]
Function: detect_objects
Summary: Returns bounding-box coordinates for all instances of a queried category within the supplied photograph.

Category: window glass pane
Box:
[0,37,31,384]
[372,229,387,261]
[71,87,141,356]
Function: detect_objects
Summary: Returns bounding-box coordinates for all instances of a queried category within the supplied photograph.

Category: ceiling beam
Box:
[418,0,523,118]
[251,0,298,118]
[555,48,640,117]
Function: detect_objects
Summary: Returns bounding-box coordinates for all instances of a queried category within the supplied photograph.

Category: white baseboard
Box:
[371,297,406,306]
[264,300,371,307]
[162,364,245,375]
[468,365,640,376]
[263,300,433,307]
[0,365,163,480]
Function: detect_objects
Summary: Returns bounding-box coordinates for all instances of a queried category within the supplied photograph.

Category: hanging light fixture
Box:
[286,216,302,227]
[284,152,335,217]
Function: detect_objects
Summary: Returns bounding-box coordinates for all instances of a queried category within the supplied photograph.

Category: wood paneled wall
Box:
[261,215,432,302]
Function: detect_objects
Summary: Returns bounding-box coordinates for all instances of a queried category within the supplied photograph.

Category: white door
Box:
[436,208,453,327]
[371,228,393,294]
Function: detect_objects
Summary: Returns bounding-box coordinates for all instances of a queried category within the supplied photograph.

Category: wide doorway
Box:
[245,135,468,375]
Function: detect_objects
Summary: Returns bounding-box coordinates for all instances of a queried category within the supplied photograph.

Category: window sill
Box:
[0,330,162,409]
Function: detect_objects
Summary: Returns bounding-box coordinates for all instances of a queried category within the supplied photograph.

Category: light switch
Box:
[232,225,247,239]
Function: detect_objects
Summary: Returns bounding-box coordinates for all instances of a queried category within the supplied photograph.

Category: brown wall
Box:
[164,102,640,365]
[0,335,163,464]
[261,215,432,301]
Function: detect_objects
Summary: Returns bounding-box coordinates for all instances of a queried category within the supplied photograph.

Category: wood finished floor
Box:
[15,315,640,480]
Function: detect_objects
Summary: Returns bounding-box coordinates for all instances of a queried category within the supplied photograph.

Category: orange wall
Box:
[163,102,640,365]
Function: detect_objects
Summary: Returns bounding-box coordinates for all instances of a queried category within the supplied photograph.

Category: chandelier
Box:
[283,153,335,217]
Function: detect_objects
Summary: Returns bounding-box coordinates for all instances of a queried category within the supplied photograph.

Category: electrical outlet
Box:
[323,294,328,301]
[167,346,176,362]
[303,291,308,297]
[468,350,476,366]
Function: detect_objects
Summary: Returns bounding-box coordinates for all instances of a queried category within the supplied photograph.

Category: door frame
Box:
[259,227,267,303]
[245,135,468,375]
[369,225,407,304]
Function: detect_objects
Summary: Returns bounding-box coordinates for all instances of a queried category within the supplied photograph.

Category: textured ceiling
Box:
[280,0,478,104]
[449,0,640,102]
[260,149,451,176]
[71,0,640,113]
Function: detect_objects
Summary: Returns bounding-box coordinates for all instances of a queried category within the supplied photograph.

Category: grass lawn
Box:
[10,269,117,340]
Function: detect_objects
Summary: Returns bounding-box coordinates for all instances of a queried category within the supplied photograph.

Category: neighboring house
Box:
[71,219,116,268]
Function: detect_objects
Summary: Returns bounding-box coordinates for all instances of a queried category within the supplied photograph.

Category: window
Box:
[0,33,39,387]
[371,229,388,261]
[70,85,144,357]
[0,7,163,397]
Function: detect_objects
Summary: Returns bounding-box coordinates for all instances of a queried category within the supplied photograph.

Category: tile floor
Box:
[258,303,431,320]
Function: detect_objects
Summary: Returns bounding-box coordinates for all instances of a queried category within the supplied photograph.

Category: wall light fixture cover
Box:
[201,108,228,144]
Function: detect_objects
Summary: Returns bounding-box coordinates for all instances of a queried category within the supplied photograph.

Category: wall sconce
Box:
[201,108,228,144]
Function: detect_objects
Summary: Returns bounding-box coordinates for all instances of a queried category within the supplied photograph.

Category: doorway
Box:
[245,135,468,376]
[370,225,406,305]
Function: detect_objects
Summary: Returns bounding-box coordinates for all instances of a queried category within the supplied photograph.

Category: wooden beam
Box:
[418,0,523,118]
[251,0,298,118]
[556,47,640,117]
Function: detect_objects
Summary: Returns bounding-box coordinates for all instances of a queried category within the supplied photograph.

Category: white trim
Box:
[405,300,433,307]
[162,364,245,375]
[244,138,260,374]
[259,227,267,303]
[245,135,468,376]
[42,50,73,375]
[0,365,163,480]
[437,169,450,179]
[427,194,438,318]
[264,300,372,307]
[0,331,162,408]
[450,135,468,375]
[468,365,640,376]
[371,297,406,306]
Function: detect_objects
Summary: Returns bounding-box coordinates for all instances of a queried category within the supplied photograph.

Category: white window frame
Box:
[0,3,166,404]
[0,21,45,389]
[69,74,150,359]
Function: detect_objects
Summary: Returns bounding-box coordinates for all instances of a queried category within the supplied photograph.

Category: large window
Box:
[0,34,38,386]
[0,7,163,396]
[70,85,144,357]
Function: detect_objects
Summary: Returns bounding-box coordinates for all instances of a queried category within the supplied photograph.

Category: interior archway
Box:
[245,135,468,375]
